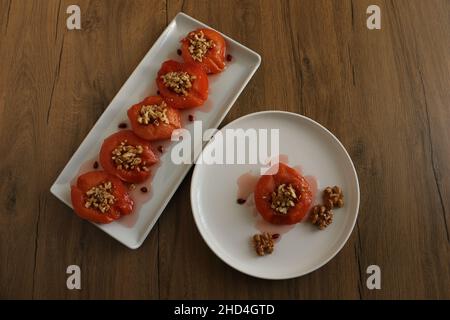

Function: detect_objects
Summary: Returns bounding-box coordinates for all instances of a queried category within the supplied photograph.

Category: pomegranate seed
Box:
[188,114,195,122]
[140,187,148,193]
[177,49,182,56]
[118,122,127,129]
[93,161,99,169]
[226,54,233,62]
[237,198,246,205]
[157,145,164,153]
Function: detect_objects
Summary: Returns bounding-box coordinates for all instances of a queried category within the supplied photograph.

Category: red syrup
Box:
[236,170,295,237]
[278,154,289,164]
[151,140,171,159]
[237,171,259,201]
[72,150,165,228]
[120,139,172,228]
[70,158,100,186]
[70,158,141,227]
[293,165,303,174]
[236,155,319,236]
[293,165,319,216]
[120,157,162,228]
[254,212,296,237]
[263,154,289,166]
[196,99,214,113]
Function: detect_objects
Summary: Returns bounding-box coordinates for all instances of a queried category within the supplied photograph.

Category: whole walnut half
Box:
[310,205,334,229]
[252,232,275,256]
[324,186,344,209]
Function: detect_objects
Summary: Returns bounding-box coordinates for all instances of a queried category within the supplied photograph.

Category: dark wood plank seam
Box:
[157,223,160,299]
[404,0,450,243]
[54,0,62,43]
[418,68,449,242]
[78,221,87,299]
[299,57,304,112]
[347,44,356,87]
[165,0,168,24]
[4,0,12,35]
[32,195,44,299]
[351,65,356,87]
[355,221,364,299]
[46,35,65,124]
[389,0,448,242]
[181,0,185,13]
[350,0,354,31]
[284,1,304,113]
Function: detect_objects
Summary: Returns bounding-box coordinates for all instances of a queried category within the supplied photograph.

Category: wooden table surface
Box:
[0,0,449,299]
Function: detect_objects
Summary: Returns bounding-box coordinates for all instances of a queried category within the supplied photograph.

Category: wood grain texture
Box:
[0,0,449,299]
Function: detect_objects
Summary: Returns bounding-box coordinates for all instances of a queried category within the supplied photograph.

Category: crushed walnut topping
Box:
[252,232,275,256]
[187,30,215,62]
[84,181,116,213]
[270,183,298,214]
[160,71,196,96]
[111,140,149,172]
[137,101,169,126]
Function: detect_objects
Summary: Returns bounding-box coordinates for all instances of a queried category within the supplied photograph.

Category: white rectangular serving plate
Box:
[50,12,261,249]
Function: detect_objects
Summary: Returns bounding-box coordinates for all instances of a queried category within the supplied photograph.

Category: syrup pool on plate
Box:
[293,164,319,204]
[236,171,259,202]
[72,141,167,228]
[119,141,167,228]
[120,179,153,228]
[236,171,296,236]
[236,155,319,236]
[197,99,214,113]
[70,157,100,186]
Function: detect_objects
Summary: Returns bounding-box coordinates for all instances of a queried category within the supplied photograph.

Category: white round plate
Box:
[190,111,359,279]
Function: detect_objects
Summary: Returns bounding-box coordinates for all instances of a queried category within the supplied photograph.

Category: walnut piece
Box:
[310,205,334,230]
[187,30,215,62]
[160,71,196,96]
[84,181,116,213]
[324,185,344,209]
[252,232,275,256]
[270,183,298,214]
[137,101,169,126]
[111,140,149,172]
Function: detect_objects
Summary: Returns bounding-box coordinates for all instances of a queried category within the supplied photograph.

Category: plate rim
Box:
[190,110,360,279]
